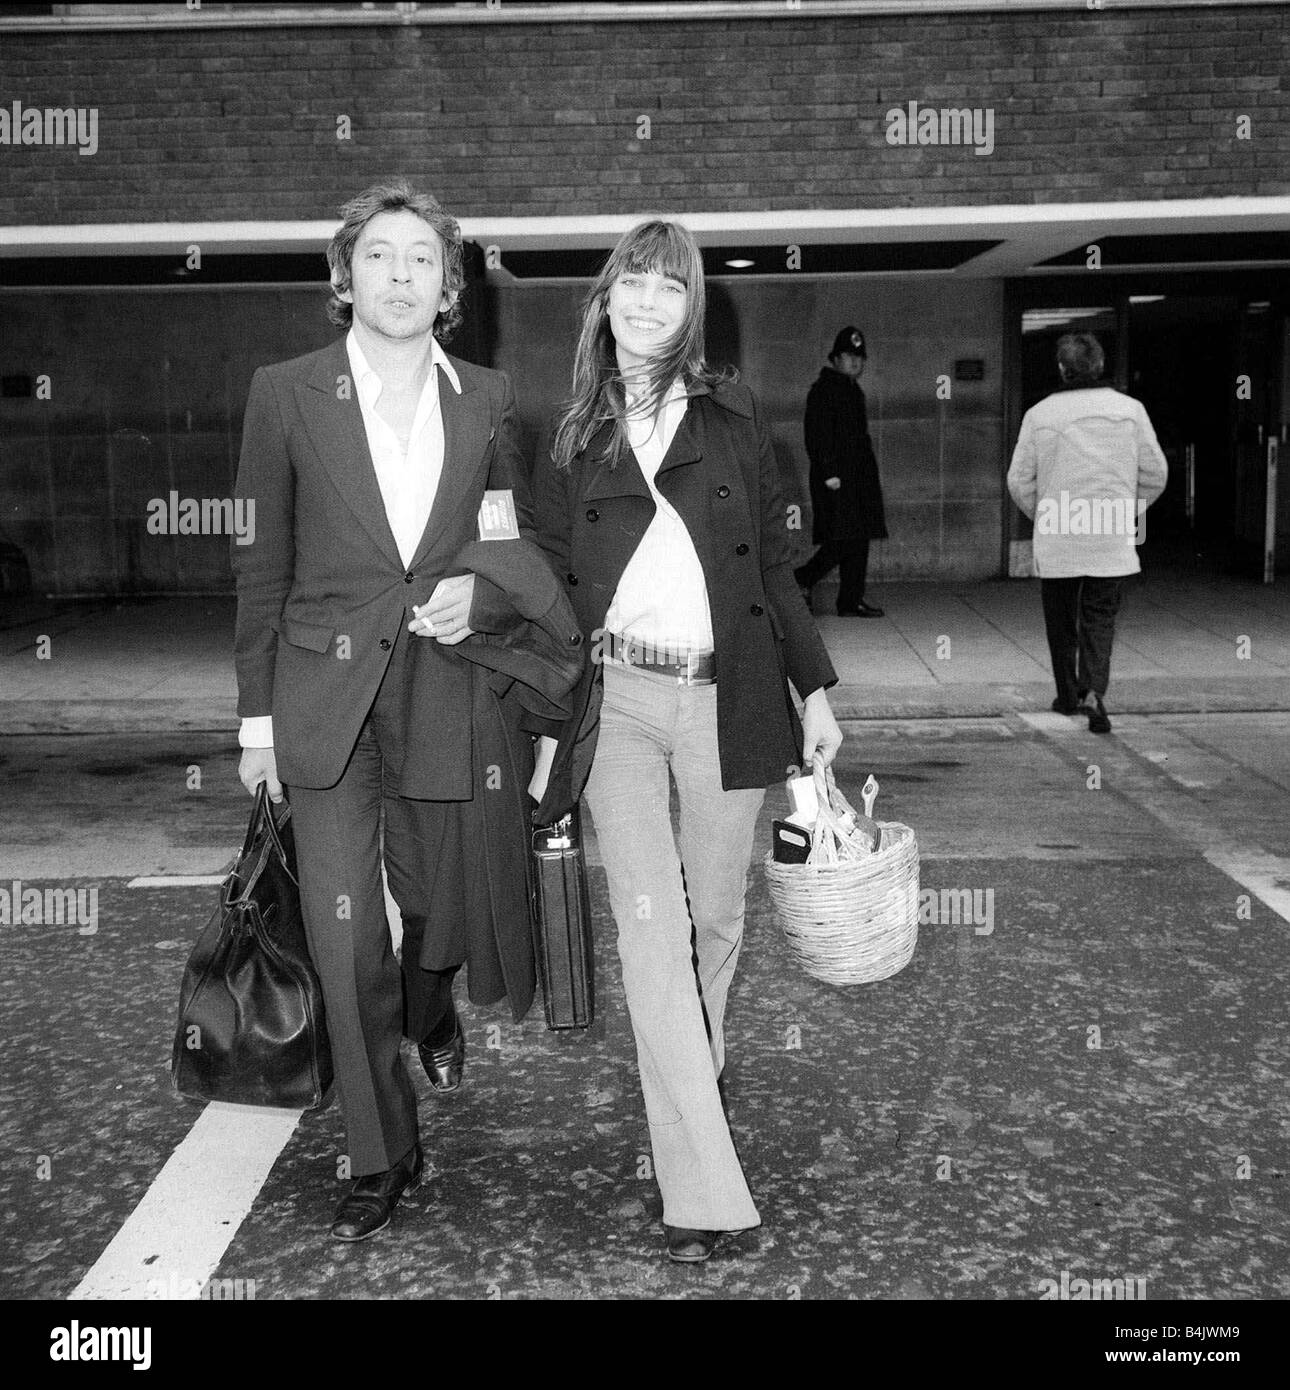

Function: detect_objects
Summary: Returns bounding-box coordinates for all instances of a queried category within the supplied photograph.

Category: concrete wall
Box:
[0,288,335,595]
[0,273,1004,595]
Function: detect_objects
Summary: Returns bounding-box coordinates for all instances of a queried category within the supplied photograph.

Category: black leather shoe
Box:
[330,1144,424,1242]
[663,1225,719,1263]
[838,601,884,618]
[418,1010,465,1093]
[1088,696,1112,734]
[1051,696,1081,715]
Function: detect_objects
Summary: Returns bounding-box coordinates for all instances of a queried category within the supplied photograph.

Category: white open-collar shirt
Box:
[238,329,462,750]
[605,377,715,654]
[347,327,462,568]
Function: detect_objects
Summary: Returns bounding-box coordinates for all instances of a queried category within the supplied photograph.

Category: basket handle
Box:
[809,752,866,863]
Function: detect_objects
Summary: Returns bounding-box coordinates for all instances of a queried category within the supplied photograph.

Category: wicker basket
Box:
[764,756,919,986]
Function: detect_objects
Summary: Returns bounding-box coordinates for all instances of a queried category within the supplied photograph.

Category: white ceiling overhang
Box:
[2,196,1287,277]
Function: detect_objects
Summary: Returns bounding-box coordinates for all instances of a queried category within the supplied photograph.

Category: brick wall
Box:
[0,5,1286,224]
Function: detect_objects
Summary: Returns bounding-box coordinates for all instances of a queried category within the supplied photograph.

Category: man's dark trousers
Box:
[1040,576,1124,704]
[795,538,870,612]
[289,621,459,1179]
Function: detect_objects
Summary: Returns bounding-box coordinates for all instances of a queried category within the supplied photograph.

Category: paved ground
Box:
[2,701,1288,1300]
[4,569,1289,733]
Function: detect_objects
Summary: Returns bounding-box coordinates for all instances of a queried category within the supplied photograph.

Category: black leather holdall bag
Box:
[531,807,595,1030]
[171,783,333,1109]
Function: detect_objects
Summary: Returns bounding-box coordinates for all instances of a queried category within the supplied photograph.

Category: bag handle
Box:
[243,781,292,868]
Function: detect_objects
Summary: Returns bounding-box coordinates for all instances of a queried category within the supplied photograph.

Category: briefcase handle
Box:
[533,804,583,854]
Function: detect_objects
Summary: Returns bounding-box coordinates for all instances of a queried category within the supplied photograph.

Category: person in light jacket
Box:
[1007,332,1168,733]
[529,219,843,1264]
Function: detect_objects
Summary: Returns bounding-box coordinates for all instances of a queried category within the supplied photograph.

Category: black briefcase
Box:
[531,807,595,1030]
[171,783,334,1109]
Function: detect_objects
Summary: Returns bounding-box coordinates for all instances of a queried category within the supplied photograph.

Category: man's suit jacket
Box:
[231,335,533,797]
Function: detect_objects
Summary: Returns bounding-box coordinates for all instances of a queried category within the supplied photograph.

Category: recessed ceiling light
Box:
[724,259,755,270]
[1129,295,1165,304]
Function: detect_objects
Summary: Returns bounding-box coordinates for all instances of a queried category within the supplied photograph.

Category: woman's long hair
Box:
[551,219,735,471]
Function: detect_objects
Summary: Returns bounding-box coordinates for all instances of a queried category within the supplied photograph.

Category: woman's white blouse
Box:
[604,379,716,656]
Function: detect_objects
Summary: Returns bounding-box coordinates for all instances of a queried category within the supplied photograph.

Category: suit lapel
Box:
[410,365,491,569]
[297,340,402,567]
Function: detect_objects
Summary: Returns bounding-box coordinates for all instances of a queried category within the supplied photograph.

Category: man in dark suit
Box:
[794,326,889,617]
[232,180,538,1241]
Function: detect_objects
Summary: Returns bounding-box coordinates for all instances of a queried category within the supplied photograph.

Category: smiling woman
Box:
[550,219,737,474]
[607,267,687,372]
[531,218,844,1265]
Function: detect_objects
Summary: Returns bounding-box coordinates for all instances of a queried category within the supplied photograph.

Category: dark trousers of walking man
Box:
[1040,576,1124,708]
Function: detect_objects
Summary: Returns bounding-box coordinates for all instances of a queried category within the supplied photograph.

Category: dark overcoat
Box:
[447,538,586,1017]
[530,380,837,824]
[804,366,889,543]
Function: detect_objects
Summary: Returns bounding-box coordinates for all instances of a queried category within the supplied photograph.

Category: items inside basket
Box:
[772,760,883,863]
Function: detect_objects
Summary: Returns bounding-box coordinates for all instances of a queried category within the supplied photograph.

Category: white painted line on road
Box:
[127,875,226,888]
[1018,711,1290,928]
[67,1102,301,1301]
[1202,848,1290,926]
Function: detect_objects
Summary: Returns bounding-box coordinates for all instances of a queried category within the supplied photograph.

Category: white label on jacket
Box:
[477,489,519,541]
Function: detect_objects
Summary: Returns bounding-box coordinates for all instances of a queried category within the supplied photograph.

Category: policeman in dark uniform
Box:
[795,326,888,617]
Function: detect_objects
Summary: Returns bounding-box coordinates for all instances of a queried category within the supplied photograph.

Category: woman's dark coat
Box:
[530,380,837,824]
[805,366,888,544]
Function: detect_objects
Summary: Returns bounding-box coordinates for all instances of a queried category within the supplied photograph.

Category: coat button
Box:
[567,572,578,586]
[735,543,749,556]
[750,604,764,617]
[379,638,392,651]
[404,572,414,583]
[586,508,599,522]
[716,485,730,499]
